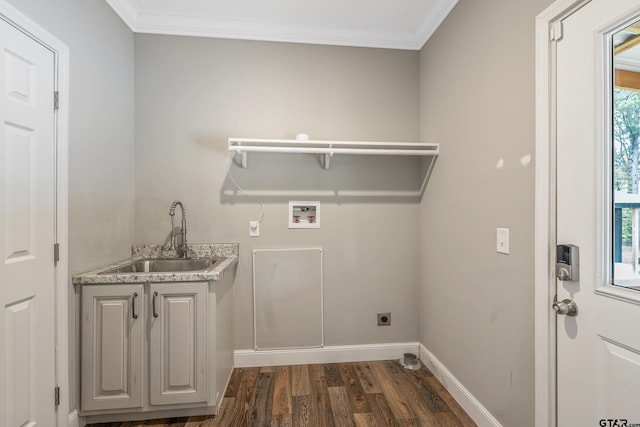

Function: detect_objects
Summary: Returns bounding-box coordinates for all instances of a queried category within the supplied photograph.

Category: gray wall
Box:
[418,0,552,426]
[5,1,557,423]
[5,0,136,414]
[134,35,422,350]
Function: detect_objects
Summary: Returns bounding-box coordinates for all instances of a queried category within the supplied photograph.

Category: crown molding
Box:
[105,0,458,50]
[105,0,139,30]
[136,16,420,50]
[415,0,459,49]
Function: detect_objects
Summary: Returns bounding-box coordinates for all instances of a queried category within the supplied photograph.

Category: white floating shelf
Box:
[228,138,439,170]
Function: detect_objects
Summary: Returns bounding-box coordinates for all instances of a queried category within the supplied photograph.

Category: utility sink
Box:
[100,257,218,274]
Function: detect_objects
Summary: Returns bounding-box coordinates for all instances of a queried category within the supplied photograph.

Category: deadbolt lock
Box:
[556,244,579,281]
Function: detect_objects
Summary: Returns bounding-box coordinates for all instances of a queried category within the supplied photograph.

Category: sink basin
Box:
[100,258,218,274]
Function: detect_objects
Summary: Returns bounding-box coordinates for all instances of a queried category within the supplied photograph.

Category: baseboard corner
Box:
[419,344,502,427]
[233,341,501,426]
[68,409,83,427]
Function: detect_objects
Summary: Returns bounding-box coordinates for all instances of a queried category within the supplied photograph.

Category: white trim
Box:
[419,344,501,427]
[134,18,421,50]
[534,1,590,427]
[104,0,139,31]
[252,247,324,351]
[234,342,420,367]
[0,2,70,427]
[104,0,456,50]
[534,6,556,427]
[68,410,82,427]
[235,341,498,427]
[414,0,459,49]
[55,30,71,427]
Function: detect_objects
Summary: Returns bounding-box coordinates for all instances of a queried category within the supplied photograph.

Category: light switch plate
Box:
[249,221,260,237]
[496,227,509,254]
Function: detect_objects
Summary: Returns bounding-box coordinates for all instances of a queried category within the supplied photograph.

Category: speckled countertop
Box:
[72,243,238,285]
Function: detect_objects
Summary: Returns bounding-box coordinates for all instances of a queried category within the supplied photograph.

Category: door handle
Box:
[553,298,578,317]
[132,292,139,319]
[152,291,159,318]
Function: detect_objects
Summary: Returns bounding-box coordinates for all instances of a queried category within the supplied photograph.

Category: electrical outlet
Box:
[377,312,391,326]
[249,221,260,237]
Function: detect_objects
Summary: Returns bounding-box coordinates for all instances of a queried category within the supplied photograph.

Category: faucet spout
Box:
[169,201,188,258]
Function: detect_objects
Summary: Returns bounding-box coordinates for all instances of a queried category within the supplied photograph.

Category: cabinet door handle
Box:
[153,291,159,318]
[132,292,139,319]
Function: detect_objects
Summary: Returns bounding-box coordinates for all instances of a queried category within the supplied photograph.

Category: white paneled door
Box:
[0,17,57,426]
[556,0,640,425]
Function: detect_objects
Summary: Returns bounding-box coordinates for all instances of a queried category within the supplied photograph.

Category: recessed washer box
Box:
[289,201,320,229]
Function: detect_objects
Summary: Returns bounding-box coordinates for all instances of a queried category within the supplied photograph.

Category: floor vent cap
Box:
[400,352,421,370]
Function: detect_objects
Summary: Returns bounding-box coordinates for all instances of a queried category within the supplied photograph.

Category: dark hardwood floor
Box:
[87,360,477,427]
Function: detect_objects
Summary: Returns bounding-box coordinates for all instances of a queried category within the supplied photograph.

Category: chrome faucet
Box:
[169,201,188,258]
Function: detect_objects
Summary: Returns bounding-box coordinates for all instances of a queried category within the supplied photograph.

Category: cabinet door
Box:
[81,284,144,411]
[149,282,208,405]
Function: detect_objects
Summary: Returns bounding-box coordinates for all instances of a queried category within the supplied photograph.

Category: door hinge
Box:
[54,243,59,266]
[550,21,563,41]
[54,386,60,407]
[54,91,59,111]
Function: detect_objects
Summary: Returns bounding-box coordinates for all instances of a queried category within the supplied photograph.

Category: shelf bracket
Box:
[238,151,247,168]
[321,152,333,170]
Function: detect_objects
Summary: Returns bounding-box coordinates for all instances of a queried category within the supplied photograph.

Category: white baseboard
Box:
[68,410,83,427]
[68,343,498,427]
[419,344,502,427]
[235,342,420,367]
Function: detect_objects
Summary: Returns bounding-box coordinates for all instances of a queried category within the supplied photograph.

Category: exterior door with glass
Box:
[556,0,640,425]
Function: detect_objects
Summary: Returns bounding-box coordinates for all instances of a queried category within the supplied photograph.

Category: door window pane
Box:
[612,19,640,290]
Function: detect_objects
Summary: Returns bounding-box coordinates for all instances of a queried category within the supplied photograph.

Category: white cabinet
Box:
[80,282,210,414]
[74,249,237,423]
[149,282,207,405]
[81,284,144,411]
